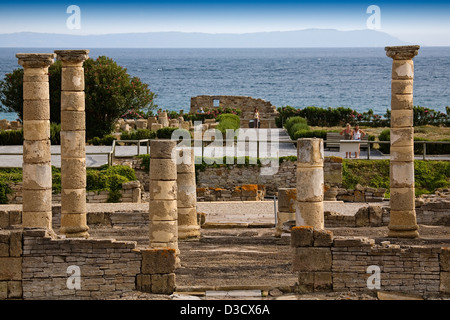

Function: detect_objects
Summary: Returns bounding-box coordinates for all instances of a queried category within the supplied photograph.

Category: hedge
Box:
[377,129,450,155]
[0,165,137,204]
[216,113,240,134]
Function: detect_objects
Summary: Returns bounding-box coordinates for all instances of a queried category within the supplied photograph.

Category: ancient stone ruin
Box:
[190,95,279,128]
[2,45,450,300]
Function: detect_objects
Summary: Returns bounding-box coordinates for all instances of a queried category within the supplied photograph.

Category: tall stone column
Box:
[55,50,90,238]
[385,45,420,238]
[177,147,201,240]
[16,53,55,229]
[149,140,180,266]
[296,138,324,229]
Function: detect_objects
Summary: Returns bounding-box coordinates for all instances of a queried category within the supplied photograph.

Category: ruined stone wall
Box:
[0,226,176,300]
[195,158,342,196]
[5,181,142,204]
[22,229,140,299]
[190,95,278,128]
[291,227,450,296]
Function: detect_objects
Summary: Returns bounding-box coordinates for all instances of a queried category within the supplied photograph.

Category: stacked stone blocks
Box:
[291,226,450,296]
[55,50,90,238]
[136,248,177,294]
[16,53,55,230]
[148,140,180,266]
[176,147,201,240]
[0,229,23,299]
[385,45,420,238]
[296,138,325,229]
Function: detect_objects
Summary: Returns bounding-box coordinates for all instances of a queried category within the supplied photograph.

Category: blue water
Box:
[1,47,450,121]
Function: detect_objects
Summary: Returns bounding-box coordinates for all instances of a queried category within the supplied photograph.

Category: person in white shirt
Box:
[352,124,367,159]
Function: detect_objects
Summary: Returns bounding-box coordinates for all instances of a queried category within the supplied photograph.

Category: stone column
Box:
[149,140,180,266]
[16,53,55,229]
[176,147,201,240]
[296,138,324,229]
[275,188,296,237]
[55,50,90,238]
[385,45,420,238]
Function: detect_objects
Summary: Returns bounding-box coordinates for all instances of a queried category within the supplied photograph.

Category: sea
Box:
[1,47,449,121]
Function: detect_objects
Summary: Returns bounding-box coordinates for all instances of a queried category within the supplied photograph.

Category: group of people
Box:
[340,123,367,159]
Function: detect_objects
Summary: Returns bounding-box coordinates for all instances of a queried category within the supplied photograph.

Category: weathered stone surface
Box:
[61,67,85,91]
[390,188,415,211]
[385,45,420,60]
[151,273,176,294]
[150,140,177,159]
[390,128,414,147]
[390,145,414,162]
[296,168,324,202]
[23,81,49,100]
[61,111,85,131]
[296,201,324,229]
[22,100,50,120]
[61,189,86,214]
[23,120,50,141]
[61,159,86,189]
[440,272,450,294]
[149,200,178,221]
[22,163,52,190]
[149,180,177,200]
[291,226,313,247]
[440,248,450,272]
[22,189,52,212]
[0,258,22,280]
[60,213,89,238]
[313,229,333,247]
[149,220,178,243]
[61,91,85,111]
[297,138,324,167]
[23,140,51,163]
[390,162,415,188]
[392,60,414,80]
[293,247,332,272]
[141,248,176,274]
[278,188,297,213]
[149,159,177,180]
[391,79,414,94]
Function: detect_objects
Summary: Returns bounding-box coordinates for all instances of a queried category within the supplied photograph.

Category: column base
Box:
[60,226,90,239]
[387,229,419,238]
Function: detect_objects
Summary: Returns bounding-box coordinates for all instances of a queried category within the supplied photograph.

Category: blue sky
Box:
[0,1,449,45]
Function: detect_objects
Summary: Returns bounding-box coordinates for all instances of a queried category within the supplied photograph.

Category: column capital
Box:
[385,45,420,60]
[16,53,56,68]
[55,50,90,64]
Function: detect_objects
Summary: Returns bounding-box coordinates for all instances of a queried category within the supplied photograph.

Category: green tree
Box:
[0,56,156,140]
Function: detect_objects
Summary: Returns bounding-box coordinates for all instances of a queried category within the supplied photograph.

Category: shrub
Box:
[378,129,391,154]
[87,134,117,146]
[378,129,450,155]
[284,116,307,131]
[120,129,156,141]
[156,127,178,139]
[0,129,23,145]
[292,129,328,140]
[216,113,240,134]
[86,165,136,203]
[288,122,310,138]
[50,123,61,145]
[0,168,22,204]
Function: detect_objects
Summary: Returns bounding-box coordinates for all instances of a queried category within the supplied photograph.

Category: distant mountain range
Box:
[0,29,409,48]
